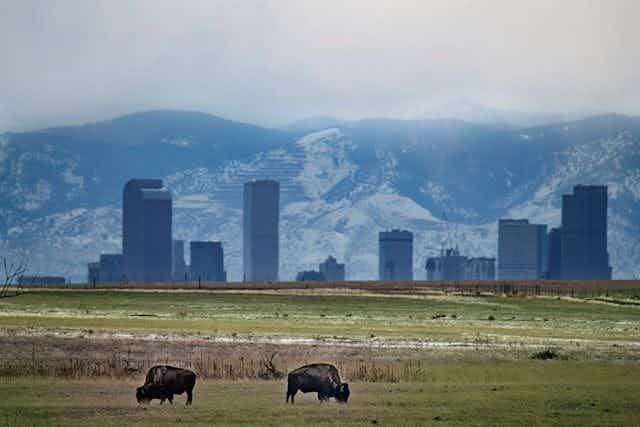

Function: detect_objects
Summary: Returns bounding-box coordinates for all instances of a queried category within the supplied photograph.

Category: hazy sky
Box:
[1,0,639,130]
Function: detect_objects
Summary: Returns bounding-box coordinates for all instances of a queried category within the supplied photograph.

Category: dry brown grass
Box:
[29,279,640,298]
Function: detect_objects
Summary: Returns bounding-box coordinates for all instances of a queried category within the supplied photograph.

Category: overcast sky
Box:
[1,0,639,130]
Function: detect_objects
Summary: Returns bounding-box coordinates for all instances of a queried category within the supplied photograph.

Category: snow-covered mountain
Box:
[1,111,639,280]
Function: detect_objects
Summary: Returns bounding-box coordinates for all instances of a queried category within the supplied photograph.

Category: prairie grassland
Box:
[1,368,639,427]
[1,289,639,425]
[1,290,639,345]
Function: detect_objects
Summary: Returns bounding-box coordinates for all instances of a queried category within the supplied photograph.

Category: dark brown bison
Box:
[286,363,350,404]
[136,365,196,405]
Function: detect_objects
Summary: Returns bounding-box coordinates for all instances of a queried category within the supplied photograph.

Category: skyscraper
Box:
[243,180,279,281]
[425,248,496,280]
[497,219,547,279]
[122,179,172,282]
[561,185,611,279]
[425,248,466,280]
[190,241,226,281]
[319,256,346,281]
[379,230,413,280]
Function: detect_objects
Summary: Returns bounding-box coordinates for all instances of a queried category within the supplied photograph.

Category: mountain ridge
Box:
[1,110,638,280]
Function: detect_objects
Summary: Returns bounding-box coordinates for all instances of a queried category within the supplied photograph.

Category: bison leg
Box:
[160,398,165,405]
[286,382,297,404]
[186,389,193,406]
[168,395,174,405]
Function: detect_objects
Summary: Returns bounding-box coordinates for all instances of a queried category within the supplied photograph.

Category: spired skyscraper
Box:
[122,179,172,282]
[560,185,611,279]
[243,180,279,281]
[379,230,413,280]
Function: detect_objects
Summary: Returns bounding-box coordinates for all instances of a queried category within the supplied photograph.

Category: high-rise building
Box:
[99,254,124,282]
[498,219,547,279]
[319,256,345,281]
[243,180,279,281]
[122,179,172,282]
[379,230,413,280]
[172,239,187,280]
[546,227,562,279]
[561,185,611,279]
[426,249,496,280]
[425,248,466,280]
[190,241,226,281]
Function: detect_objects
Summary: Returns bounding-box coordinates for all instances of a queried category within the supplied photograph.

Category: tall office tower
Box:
[122,179,172,282]
[319,256,346,281]
[243,180,279,281]
[379,230,413,280]
[546,227,563,279]
[190,241,226,281]
[172,239,187,280]
[561,185,611,279]
[99,254,124,282]
[497,219,547,279]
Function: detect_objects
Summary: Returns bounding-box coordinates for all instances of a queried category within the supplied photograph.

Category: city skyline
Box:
[84,179,614,283]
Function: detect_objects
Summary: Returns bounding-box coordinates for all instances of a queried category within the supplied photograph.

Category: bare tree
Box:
[258,351,284,380]
[1,256,28,298]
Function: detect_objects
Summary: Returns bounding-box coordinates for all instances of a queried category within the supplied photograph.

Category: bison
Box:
[136,365,196,406]
[286,363,350,404]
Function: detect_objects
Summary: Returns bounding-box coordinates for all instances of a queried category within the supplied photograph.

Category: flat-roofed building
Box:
[379,230,413,281]
[561,185,611,279]
[123,179,163,281]
[498,219,547,279]
[190,241,226,282]
[243,180,279,281]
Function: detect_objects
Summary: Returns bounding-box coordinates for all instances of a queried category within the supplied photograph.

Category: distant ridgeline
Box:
[1,111,638,281]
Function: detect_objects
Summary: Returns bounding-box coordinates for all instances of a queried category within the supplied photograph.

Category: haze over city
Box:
[1,0,640,130]
[2,2,640,425]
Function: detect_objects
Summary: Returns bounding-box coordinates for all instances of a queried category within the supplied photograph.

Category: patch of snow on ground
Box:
[295,129,356,198]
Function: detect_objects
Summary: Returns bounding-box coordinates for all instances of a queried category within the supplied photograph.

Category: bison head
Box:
[335,383,350,403]
[136,385,151,404]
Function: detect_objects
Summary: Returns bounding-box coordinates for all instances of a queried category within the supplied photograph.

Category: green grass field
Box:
[1,290,639,344]
[1,289,639,425]
[1,362,640,427]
